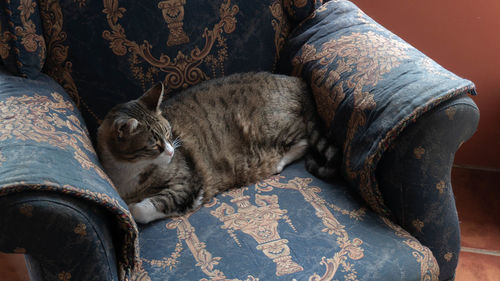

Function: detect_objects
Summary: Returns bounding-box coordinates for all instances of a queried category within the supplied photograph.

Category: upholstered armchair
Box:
[0,0,479,280]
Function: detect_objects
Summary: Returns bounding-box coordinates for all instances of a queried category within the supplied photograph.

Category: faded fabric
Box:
[0,1,479,280]
[0,0,46,78]
[36,0,293,136]
[280,0,476,217]
[135,161,439,281]
[0,71,138,278]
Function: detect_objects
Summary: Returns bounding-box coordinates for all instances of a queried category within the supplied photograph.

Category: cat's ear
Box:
[140,82,165,112]
[114,118,139,139]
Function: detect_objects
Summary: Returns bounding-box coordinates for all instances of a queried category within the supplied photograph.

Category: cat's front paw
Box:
[128,199,167,224]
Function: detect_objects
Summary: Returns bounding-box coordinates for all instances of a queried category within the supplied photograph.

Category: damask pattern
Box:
[0,0,46,77]
[0,92,108,180]
[137,162,437,280]
[283,0,476,217]
[382,217,440,281]
[283,0,323,23]
[102,0,238,91]
[158,0,190,46]
[33,0,294,135]
[39,0,80,106]
[256,176,364,279]
[270,0,291,71]
[0,20,12,60]
[0,74,141,279]
[14,0,46,57]
[0,1,478,280]
[211,188,304,276]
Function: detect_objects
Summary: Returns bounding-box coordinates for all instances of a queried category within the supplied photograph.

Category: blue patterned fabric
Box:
[283,0,323,23]
[37,0,293,136]
[0,192,120,281]
[0,0,46,78]
[278,2,478,279]
[0,1,480,281]
[136,161,438,281]
[280,0,477,217]
[0,70,138,278]
[377,94,479,280]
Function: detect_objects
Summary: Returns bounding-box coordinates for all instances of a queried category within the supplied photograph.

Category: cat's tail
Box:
[305,117,342,180]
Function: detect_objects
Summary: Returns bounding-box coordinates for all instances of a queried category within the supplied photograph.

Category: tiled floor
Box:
[0,167,498,281]
[0,254,29,281]
[452,167,500,280]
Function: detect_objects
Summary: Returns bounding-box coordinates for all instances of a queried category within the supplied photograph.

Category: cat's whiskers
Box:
[172,137,182,149]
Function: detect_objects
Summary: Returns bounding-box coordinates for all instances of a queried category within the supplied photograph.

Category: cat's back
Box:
[164,72,309,123]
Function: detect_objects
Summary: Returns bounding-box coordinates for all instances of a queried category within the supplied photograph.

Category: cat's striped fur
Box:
[97,72,338,224]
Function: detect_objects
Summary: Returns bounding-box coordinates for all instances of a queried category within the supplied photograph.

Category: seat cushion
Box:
[136,161,439,281]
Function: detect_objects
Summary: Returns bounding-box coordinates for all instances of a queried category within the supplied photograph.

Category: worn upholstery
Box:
[0,0,479,280]
[137,161,439,280]
[0,70,139,277]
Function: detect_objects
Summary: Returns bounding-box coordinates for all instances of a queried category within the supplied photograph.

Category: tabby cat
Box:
[97,72,338,224]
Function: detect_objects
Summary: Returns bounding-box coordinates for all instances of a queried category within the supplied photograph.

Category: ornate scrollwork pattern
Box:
[0,92,110,182]
[162,215,258,281]
[382,217,439,281]
[292,31,412,214]
[257,176,364,280]
[102,0,239,90]
[270,0,291,71]
[39,0,80,106]
[14,0,46,58]
[211,187,303,276]
[0,20,12,60]
[158,0,190,46]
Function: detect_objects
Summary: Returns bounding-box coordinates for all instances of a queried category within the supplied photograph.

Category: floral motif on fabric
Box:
[15,0,46,58]
[292,30,414,215]
[0,92,110,182]
[39,0,80,107]
[270,0,291,71]
[102,0,239,90]
[0,21,12,60]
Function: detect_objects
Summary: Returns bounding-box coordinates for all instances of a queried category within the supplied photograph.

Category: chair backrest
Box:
[0,0,323,135]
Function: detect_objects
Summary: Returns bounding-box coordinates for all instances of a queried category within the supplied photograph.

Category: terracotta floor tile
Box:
[455,251,500,281]
[460,221,500,251]
[452,167,500,251]
[0,253,29,281]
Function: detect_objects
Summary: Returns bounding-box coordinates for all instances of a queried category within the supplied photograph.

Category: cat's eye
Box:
[155,139,165,153]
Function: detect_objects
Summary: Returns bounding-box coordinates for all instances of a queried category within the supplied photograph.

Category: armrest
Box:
[0,193,119,281]
[0,70,138,280]
[376,94,479,280]
[279,1,479,280]
[280,0,476,215]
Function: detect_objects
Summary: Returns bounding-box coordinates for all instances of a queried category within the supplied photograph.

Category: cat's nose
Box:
[165,142,175,156]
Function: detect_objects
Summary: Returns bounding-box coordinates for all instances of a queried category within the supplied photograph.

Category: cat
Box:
[97,72,339,224]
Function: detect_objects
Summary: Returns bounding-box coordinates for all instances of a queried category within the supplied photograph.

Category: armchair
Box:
[0,0,479,280]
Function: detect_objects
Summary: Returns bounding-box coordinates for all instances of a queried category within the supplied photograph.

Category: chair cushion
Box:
[136,161,439,281]
[38,0,293,136]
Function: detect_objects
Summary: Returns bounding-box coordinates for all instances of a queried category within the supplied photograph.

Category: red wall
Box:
[351,0,500,170]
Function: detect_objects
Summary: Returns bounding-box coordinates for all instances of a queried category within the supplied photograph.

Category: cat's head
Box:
[97,83,176,164]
